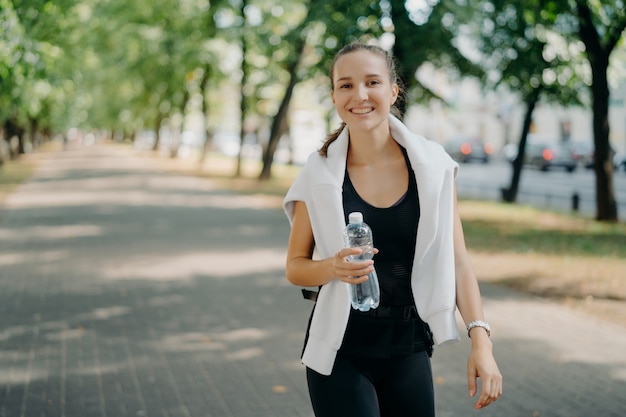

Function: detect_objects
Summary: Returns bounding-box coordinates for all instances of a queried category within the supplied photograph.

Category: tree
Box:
[68,0,224,149]
[447,0,623,221]
[257,0,386,180]
[573,0,625,221]
[389,0,484,115]
[236,0,250,177]
[464,0,582,203]
[0,0,26,158]
[1,0,75,155]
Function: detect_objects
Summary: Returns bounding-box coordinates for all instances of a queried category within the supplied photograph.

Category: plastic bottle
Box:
[343,212,380,311]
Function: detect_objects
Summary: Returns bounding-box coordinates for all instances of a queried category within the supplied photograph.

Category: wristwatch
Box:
[466,320,491,338]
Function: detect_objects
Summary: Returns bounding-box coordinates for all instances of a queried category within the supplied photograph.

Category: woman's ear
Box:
[390,83,399,105]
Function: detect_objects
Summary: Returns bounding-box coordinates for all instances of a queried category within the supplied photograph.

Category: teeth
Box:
[352,108,373,114]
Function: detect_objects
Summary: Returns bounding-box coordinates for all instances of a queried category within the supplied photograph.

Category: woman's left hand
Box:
[467,335,502,409]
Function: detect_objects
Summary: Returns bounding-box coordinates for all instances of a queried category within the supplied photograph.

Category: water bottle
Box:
[343,212,380,311]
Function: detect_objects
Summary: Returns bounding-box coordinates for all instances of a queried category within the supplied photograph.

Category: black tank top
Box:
[338,147,431,358]
[342,147,420,307]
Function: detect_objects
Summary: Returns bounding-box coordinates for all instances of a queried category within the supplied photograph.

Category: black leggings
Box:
[306,351,434,417]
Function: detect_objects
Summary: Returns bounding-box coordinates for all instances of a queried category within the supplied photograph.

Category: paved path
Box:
[0,143,624,417]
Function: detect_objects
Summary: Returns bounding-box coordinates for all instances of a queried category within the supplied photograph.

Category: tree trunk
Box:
[589,61,617,221]
[236,0,249,178]
[257,0,321,179]
[170,88,191,159]
[389,0,413,118]
[152,112,164,151]
[4,117,24,159]
[30,118,40,150]
[17,130,25,155]
[502,88,541,203]
[199,66,213,167]
[576,0,619,221]
[258,40,306,181]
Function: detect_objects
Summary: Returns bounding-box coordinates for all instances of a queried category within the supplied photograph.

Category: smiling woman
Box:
[283,42,502,417]
[330,50,399,137]
[319,43,404,157]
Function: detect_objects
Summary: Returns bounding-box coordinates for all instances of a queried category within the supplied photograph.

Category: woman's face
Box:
[331,50,399,134]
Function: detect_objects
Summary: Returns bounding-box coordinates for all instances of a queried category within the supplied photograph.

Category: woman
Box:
[283,42,502,417]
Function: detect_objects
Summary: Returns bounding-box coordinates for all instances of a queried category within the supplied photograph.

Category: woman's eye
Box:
[368,80,381,86]
[339,84,351,89]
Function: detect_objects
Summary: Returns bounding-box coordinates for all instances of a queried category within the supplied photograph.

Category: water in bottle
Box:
[343,212,380,311]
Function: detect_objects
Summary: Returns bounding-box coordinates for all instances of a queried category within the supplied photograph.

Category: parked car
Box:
[569,141,619,170]
[443,137,493,163]
[525,140,577,172]
[568,141,594,169]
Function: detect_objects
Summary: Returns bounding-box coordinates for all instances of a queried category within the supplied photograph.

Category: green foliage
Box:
[1,0,83,131]
[0,0,37,123]
[79,0,214,131]
[2,0,625,159]
[463,0,584,106]
[390,0,485,105]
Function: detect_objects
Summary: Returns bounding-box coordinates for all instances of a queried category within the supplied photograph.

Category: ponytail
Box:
[318,122,346,157]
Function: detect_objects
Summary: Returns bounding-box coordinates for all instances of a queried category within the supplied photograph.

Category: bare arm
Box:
[452,184,503,409]
[285,201,375,287]
[453,191,489,335]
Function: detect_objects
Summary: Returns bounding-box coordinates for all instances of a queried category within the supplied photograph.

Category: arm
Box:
[285,201,375,287]
[452,184,503,409]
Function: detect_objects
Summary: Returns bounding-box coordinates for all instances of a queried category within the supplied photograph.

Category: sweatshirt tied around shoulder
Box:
[283,114,461,376]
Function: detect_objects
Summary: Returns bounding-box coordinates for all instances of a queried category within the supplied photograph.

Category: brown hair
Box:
[319,42,405,157]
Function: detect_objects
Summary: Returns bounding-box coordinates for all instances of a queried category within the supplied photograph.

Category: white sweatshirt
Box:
[283,114,460,375]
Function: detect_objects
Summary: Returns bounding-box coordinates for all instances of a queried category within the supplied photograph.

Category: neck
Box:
[347,126,401,166]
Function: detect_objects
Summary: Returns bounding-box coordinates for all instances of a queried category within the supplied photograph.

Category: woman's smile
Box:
[351,107,374,115]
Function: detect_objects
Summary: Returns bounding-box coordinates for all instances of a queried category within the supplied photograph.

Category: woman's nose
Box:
[355,84,368,101]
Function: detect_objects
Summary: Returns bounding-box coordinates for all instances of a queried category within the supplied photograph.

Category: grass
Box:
[0,140,61,205]
[454,200,625,327]
[457,201,626,305]
[0,157,37,205]
[459,201,626,258]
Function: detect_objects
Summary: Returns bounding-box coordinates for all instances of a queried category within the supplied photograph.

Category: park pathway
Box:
[0,142,624,417]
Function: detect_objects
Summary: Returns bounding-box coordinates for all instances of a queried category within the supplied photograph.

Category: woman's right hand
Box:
[332,248,377,284]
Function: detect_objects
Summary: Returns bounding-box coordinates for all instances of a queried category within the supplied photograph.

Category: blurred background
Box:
[2,2,626,416]
[1,0,625,220]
